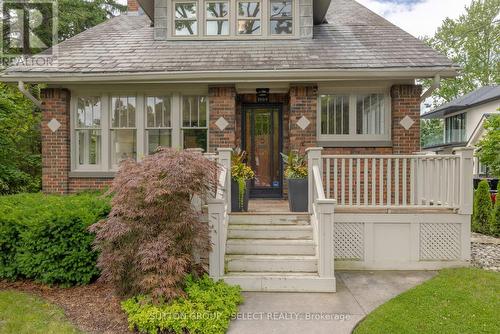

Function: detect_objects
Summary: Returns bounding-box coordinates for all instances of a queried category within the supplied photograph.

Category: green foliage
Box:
[490,183,500,236]
[231,150,255,208]
[122,275,243,334]
[0,83,41,194]
[0,192,110,285]
[420,119,444,148]
[422,0,500,104]
[476,114,500,178]
[354,268,500,334]
[472,180,493,234]
[281,151,308,179]
[0,290,80,334]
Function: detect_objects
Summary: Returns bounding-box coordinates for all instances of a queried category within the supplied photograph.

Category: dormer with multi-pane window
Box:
[150,0,319,40]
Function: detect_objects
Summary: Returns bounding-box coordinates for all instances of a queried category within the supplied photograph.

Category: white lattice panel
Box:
[420,223,461,260]
[335,223,364,260]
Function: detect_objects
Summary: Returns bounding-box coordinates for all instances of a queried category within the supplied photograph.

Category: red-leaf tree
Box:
[90,148,218,301]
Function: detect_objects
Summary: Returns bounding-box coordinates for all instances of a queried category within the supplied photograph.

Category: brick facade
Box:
[208,87,237,152]
[41,89,71,194]
[391,84,422,154]
[288,85,318,154]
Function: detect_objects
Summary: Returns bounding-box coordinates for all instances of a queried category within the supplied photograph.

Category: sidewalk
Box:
[228,271,436,334]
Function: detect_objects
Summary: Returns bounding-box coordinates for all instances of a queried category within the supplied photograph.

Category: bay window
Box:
[174,1,198,36]
[270,0,293,35]
[237,1,261,35]
[206,1,229,35]
[445,113,466,143]
[75,97,101,168]
[182,96,208,150]
[318,91,391,143]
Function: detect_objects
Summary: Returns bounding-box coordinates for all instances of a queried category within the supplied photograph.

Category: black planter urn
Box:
[287,178,308,212]
[231,179,250,212]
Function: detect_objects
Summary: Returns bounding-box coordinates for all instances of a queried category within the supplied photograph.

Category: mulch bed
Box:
[471,232,500,272]
[0,280,130,334]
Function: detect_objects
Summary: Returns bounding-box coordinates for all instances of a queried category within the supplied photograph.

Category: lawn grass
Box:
[354,268,500,334]
[0,290,80,334]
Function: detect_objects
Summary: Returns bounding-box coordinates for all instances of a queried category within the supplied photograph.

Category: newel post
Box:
[306,147,323,213]
[316,199,336,279]
[217,148,232,212]
[454,147,475,215]
[208,199,225,279]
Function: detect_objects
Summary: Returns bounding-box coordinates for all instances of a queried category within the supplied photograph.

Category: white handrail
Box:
[313,165,325,200]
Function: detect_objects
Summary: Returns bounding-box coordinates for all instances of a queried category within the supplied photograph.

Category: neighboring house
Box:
[2,0,475,292]
[422,86,500,178]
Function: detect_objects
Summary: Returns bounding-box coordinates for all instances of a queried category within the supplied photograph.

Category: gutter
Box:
[420,74,441,102]
[18,81,42,108]
[1,67,459,84]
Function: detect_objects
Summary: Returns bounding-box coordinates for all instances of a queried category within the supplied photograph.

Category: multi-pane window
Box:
[175,2,198,36]
[182,96,208,150]
[206,1,229,35]
[319,92,390,140]
[111,96,137,166]
[320,95,349,135]
[270,0,293,34]
[76,97,101,167]
[146,96,172,154]
[238,1,261,35]
[356,94,385,135]
[445,113,466,143]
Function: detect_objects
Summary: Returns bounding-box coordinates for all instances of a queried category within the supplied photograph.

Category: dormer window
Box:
[168,0,298,39]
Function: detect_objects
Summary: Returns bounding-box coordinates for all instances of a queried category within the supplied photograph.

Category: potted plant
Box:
[281,151,308,212]
[231,150,255,212]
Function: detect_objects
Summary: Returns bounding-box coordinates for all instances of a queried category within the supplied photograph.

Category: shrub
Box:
[0,192,110,285]
[490,183,500,237]
[122,275,243,334]
[472,180,492,234]
[90,148,218,301]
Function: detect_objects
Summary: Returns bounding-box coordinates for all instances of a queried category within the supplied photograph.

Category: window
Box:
[146,96,172,154]
[318,92,390,141]
[206,1,229,35]
[320,95,349,135]
[270,0,293,35]
[175,2,198,36]
[182,96,208,150]
[445,113,466,143]
[75,97,101,167]
[356,94,385,135]
[237,1,261,35]
[111,96,137,167]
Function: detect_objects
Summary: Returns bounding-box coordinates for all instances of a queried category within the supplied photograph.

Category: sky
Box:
[355,0,472,38]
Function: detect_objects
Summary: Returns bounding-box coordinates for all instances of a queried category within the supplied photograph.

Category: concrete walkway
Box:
[228,271,436,334]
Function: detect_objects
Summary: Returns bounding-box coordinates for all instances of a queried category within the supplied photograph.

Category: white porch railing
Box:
[207,148,232,279]
[307,148,336,280]
[311,147,474,211]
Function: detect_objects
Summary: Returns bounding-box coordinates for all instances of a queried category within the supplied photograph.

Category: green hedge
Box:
[0,192,110,285]
[122,275,243,334]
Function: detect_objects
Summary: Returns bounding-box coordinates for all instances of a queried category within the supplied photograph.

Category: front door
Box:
[242,104,283,198]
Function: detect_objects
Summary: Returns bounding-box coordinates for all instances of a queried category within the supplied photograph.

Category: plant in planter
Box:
[281,151,308,212]
[231,150,255,212]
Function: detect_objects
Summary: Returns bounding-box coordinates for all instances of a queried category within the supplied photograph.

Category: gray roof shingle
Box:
[3,0,457,79]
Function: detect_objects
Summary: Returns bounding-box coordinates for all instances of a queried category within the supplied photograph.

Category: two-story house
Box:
[2,0,475,292]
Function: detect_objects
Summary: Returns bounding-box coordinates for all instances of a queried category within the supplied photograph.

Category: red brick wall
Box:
[41,88,71,194]
[208,87,237,152]
[391,84,422,154]
[68,178,113,194]
[288,85,318,154]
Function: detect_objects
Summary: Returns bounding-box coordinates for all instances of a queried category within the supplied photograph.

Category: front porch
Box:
[207,147,474,292]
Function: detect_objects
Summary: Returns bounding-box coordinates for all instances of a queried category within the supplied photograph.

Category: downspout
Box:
[420,74,441,102]
[18,81,42,108]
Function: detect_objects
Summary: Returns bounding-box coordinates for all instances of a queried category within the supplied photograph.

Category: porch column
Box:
[208,86,236,153]
[41,88,71,194]
[391,84,422,154]
[289,85,318,153]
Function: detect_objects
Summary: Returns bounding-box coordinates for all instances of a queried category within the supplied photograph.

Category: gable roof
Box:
[2,0,458,83]
[422,86,500,119]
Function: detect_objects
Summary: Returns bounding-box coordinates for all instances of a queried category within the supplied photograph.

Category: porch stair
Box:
[221,212,336,292]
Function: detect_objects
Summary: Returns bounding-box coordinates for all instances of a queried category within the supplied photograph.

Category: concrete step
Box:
[222,273,336,292]
[226,239,315,255]
[229,213,310,226]
[226,255,317,273]
[227,224,313,240]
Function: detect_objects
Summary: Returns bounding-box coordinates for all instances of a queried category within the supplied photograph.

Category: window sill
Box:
[69,171,116,178]
[317,140,393,148]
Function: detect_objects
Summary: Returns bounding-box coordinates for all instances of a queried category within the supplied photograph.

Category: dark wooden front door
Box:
[242,104,283,198]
